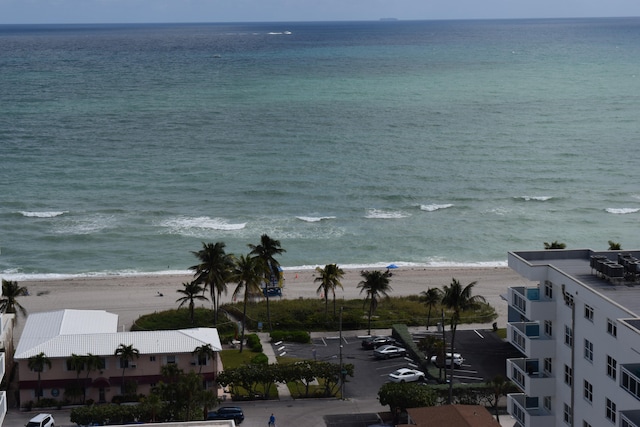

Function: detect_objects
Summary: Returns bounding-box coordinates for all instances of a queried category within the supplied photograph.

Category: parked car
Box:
[361,335,396,349]
[26,413,55,427]
[373,344,407,359]
[388,368,425,383]
[263,287,282,297]
[207,406,245,424]
[430,352,464,368]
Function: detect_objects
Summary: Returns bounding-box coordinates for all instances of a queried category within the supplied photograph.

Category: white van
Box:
[26,413,55,427]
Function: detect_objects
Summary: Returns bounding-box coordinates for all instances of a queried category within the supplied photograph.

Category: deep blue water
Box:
[2,18,640,278]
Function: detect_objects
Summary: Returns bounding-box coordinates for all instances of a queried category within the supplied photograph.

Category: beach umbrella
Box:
[386,264,399,269]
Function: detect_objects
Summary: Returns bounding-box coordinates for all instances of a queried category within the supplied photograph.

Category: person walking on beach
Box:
[269,413,276,427]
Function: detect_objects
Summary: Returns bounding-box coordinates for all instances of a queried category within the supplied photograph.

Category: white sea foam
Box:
[365,209,408,219]
[605,208,640,214]
[517,196,553,201]
[159,216,246,233]
[296,216,336,223]
[420,204,453,212]
[54,214,117,234]
[20,211,66,218]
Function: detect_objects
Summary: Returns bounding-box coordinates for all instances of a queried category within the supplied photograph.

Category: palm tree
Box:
[176,280,209,324]
[357,270,392,335]
[544,240,566,249]
[231,254,267,352]
[248,234,286,331]
[84,353,103,402]
[441,278,486,403]
[28,352,51,402]
[192,343,216,374]
[114,344,140,394]
[67,353,85,403]
[0,279,28,319]
[190,242,234,325]
[314,264,345,321]
[486,375,510,422]
[420,287,442,330]
[608,240,622,250]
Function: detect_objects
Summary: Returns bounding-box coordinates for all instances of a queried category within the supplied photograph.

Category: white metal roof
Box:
[15,309,221,359]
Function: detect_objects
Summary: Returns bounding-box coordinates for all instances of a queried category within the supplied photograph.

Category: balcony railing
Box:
[507,322,555,359]
[0,391,6,427]
[508,393,554,427]
[507,358,555,397]
[509,287,555,321]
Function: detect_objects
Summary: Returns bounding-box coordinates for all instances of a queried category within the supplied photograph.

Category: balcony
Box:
[508,393,554,427]
[509,287,555,321]
[507,358,555,397]
[508,322,555,359]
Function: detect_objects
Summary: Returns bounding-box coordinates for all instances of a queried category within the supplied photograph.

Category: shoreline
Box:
[13,266,533,341]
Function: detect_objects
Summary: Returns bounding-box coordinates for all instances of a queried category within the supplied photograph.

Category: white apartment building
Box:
[506,249,640,427]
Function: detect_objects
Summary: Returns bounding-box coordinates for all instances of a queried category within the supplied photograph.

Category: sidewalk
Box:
[257,332,293,400]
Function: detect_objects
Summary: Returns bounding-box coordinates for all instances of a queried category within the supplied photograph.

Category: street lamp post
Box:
[339,306,345,400]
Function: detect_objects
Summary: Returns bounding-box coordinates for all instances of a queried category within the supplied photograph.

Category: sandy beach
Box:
[13,267,533,340]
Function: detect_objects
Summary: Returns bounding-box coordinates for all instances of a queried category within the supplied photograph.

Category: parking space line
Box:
[473,329,484,338]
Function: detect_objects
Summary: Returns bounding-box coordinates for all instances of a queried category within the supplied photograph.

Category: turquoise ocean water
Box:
[2,18,640,279]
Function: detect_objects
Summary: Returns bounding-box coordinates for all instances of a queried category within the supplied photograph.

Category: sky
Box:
[1,0,640,25]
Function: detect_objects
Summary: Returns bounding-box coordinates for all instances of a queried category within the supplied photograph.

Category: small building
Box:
[403,405,500,427]
[14,309,221,406]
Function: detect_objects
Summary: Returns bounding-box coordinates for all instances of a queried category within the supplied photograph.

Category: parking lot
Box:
[275,328,523,398]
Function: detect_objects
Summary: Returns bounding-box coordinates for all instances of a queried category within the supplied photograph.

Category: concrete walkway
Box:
[257,332,293,400]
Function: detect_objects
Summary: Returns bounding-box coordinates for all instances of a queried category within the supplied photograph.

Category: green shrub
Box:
[251,353,269,365]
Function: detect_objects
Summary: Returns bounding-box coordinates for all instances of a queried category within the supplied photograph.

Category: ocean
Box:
[2,18,640,279]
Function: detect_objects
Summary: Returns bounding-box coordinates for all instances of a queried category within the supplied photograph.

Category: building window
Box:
[544,358,553,374]
[544,281,553,299]
[565,325,573,347]
[544,320,553,337]
[622,369,640,400]
[585,304,594,321]
[584,339,593,362]
[150,355,156,362]
[564,365,573,386]
[607,355,617,380]
[544,396,552,411]
[119,359,129,369]
[606,398,616,423]
[584,380,593,403]
[564,403,572,425]
[584,422,592,427]
[607,319,617,337]
[166,355,176,364]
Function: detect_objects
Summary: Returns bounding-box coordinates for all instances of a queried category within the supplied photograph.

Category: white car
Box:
[26,413,55,427]
[388,367,425,383]
[430,352,464,368]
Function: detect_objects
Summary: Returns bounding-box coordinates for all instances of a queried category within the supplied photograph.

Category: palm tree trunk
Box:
[211,290,217,326]
[240,289,248,352]
[427,306,432,330]
[368,301,374,335]
[37,373,42,402]
[266,291,272,331]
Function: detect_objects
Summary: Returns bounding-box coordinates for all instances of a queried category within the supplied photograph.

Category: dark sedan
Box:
[361,335,396,349]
